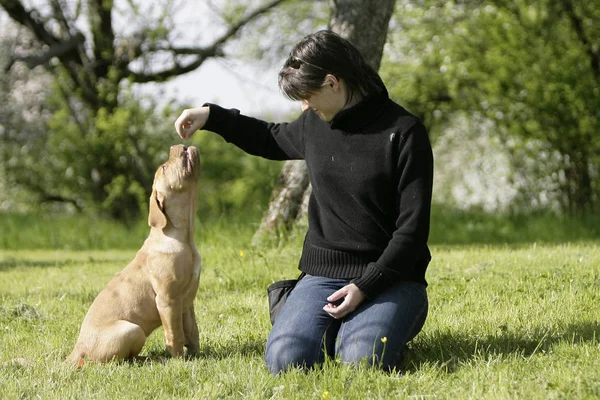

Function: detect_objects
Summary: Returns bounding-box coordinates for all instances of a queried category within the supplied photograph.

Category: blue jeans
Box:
[265,274,428,374]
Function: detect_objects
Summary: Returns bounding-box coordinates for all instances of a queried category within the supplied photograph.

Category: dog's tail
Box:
[64,347,86,368]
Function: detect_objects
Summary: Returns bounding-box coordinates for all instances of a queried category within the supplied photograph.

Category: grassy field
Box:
[1,212,599,399]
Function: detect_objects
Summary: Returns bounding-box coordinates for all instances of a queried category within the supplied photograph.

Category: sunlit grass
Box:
[1,212,599,398]
[0,211,600,399]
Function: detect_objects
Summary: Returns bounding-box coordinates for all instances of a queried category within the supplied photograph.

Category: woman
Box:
[175,30,433,374]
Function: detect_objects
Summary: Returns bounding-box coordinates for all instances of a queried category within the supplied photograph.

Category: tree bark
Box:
[1,0,288,111]
[253,160,310,244]
[254,0,397,243]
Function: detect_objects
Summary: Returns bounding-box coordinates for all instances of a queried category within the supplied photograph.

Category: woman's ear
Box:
[324,74,340,90]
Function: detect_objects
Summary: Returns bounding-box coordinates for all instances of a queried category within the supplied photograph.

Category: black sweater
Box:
[203,90,433,298]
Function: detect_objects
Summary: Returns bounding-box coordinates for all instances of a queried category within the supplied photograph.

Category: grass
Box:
[2,206,599,250]
[1,211,599,399]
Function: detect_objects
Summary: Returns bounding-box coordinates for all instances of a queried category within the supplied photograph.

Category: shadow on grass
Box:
[0,259,74,271]
[132,338,265,365]
[0,257,129,272]
[405,320,600,373]
[195,338,265,360]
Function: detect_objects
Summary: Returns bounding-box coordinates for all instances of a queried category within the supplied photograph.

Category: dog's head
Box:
[148,145,200,229]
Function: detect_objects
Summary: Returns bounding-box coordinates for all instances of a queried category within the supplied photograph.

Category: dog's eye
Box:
[162,165,167,171]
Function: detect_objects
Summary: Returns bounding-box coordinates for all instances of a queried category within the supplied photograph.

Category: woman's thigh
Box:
[265,275,346,374]
[336,281,428,370]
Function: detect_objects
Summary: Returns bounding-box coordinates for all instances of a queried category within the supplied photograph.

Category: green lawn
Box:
[1,226,599,399]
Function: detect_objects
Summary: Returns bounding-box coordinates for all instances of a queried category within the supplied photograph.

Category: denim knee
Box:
[336,282,428,370]
[265,336,321,374]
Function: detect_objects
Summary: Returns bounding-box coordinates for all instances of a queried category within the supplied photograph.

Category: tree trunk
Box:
[566,151,594,214]
[253,160,310,243]
[254,0,397,243]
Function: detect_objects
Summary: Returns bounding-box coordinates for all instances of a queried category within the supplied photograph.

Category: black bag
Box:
[267,273,304,325]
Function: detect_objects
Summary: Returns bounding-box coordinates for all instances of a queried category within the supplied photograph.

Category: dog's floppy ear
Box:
[148,189,167,229]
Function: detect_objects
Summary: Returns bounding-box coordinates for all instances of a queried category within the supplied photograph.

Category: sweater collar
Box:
[328,88,390,132]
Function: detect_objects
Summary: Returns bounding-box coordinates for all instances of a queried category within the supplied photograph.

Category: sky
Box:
[140,57,298,120]
[0,1,299,121]
[133,1,300,121]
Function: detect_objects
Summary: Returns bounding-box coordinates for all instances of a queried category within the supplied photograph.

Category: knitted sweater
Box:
[202,90,433,298]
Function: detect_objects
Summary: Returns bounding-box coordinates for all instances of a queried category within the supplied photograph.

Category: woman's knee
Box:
[265,335,321,374]
[338,338,408,371]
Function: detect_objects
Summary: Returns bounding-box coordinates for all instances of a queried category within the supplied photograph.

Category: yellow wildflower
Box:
[322,391,330,399]
[381,337,388,343]
[239,250,245,257]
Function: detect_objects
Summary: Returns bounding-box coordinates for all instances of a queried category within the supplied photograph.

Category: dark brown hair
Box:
[279,30,386,103]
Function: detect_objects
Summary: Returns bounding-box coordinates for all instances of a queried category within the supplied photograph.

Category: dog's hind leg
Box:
[77,320,147,363]
[102,320,147,361]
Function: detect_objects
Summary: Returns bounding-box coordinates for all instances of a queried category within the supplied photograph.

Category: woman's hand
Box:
[323,283,365,319]
[174,107,210,139]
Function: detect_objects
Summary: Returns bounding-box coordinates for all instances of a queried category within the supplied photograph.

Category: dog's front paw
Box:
[185,343,200,357]
[166,343,185,358]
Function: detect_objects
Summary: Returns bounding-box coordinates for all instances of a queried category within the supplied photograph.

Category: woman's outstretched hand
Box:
[323,283,365,319]
[174,107,210,140]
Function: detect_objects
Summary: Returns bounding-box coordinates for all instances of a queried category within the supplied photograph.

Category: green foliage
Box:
[229,0,331,64]
[2,85,173,220]
[382,0,599,213]
[2,73,280,221]
[2,206,598,250]
[429,205,600,245]
[0,0,298,222]
[189,130,283,219]
[0,213,148,250]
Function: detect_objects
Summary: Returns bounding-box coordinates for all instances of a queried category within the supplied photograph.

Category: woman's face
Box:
[300,76,347,122]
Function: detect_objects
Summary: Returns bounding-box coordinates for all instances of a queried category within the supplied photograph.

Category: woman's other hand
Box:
[175,107,210,139]
[323,283,365,319]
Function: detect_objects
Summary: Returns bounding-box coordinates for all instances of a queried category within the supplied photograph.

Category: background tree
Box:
[0,33,52,211]
[1,0,288,112]
[2,0,597,227]
[0,0,288,220]
[382,0,599,214]
[253,0,398,243]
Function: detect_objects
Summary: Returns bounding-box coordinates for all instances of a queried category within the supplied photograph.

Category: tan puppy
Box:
[66,145,202,364]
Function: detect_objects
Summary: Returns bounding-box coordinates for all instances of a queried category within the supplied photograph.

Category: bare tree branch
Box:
[89,0,115,78]
[0,0,58,45]
[49,0,72,34]
[211,0,288,48]
[128,0,288,83]
[559,0,600,82]
[41,194,83,211]
[0,0,99,104]
[2,0,291,107]
[127,48,217,83]
[4,32,84,71]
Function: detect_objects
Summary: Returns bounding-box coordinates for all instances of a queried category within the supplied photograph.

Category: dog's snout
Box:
[170,144,188,154]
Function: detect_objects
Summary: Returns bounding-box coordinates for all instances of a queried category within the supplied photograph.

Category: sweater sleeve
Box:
[202,103,306,160]
[351,122,434,298]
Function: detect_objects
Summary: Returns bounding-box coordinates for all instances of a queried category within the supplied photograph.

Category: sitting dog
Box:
[66,145,202,364]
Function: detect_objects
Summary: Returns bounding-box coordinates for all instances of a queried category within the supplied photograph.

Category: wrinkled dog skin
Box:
[66,145,202,364]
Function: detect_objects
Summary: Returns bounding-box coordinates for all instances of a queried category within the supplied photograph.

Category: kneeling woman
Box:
[174,30,434,374]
